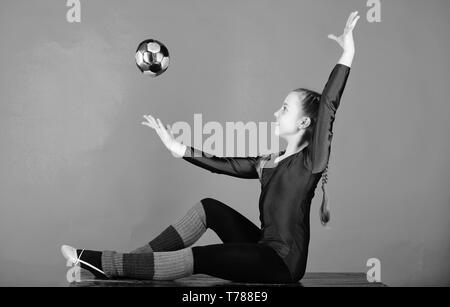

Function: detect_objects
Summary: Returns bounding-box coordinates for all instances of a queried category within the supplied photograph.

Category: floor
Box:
[70,272,387,287]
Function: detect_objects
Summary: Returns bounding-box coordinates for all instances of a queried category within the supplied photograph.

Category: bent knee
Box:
[199,197,228,212]
[199,197,220,206]
[198,198,232,228]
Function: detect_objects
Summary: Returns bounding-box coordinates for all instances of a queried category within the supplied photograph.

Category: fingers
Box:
[346,11,358,28]
[141,115,165,133]
[142,115,164,139]
[347,11,360,31]
[156,118,168,136]
[156,118,164,130]
[350,15,360,29]
[142,115,175,145]
[345,12,353,27]
[142,114,157,129]
[328,34,338,42]
[141,120,155,129]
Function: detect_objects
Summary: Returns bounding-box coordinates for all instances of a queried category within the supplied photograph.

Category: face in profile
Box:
[274,92,310,139]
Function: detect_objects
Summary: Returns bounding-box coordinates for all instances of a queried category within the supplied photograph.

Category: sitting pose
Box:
[62,11,360,284]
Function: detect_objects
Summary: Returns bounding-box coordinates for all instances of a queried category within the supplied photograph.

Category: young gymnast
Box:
[62,11,360,284]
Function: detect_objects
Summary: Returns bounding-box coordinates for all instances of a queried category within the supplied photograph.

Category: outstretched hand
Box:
[328,11,360,53]
[142,114,179,153]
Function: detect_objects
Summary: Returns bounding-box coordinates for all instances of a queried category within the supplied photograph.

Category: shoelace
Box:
[71,248,106,276]
[74,249,84,266]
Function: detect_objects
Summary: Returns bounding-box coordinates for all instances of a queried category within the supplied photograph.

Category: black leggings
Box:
[192,198,294,283]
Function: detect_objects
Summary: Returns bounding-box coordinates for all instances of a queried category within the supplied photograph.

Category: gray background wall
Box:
[0,0,449,286]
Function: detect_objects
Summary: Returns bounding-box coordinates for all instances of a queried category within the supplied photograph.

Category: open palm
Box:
[142,114,177,151]
[328,11,360,53]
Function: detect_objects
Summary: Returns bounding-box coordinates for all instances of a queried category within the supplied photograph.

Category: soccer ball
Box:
[135,39,170,77]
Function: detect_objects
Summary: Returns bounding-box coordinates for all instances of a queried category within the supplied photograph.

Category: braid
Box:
[292,88,331,226]
[319,164,330,226]
[322,164,329,185]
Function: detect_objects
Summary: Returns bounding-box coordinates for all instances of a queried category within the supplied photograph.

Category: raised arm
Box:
[141,115,261,179]
[309,11,359,173]
[309,64,350,173]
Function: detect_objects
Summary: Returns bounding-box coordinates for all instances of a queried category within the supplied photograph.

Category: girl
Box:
[62,11,359,284]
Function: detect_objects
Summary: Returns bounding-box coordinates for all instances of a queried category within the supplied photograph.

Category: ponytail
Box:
[319,164,330,226]
[291,88,331,227]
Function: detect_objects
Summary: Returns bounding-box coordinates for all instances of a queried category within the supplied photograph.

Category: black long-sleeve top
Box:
[182,64,351,282]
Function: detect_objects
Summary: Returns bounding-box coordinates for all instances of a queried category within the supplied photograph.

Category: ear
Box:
[297,117,312,130]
